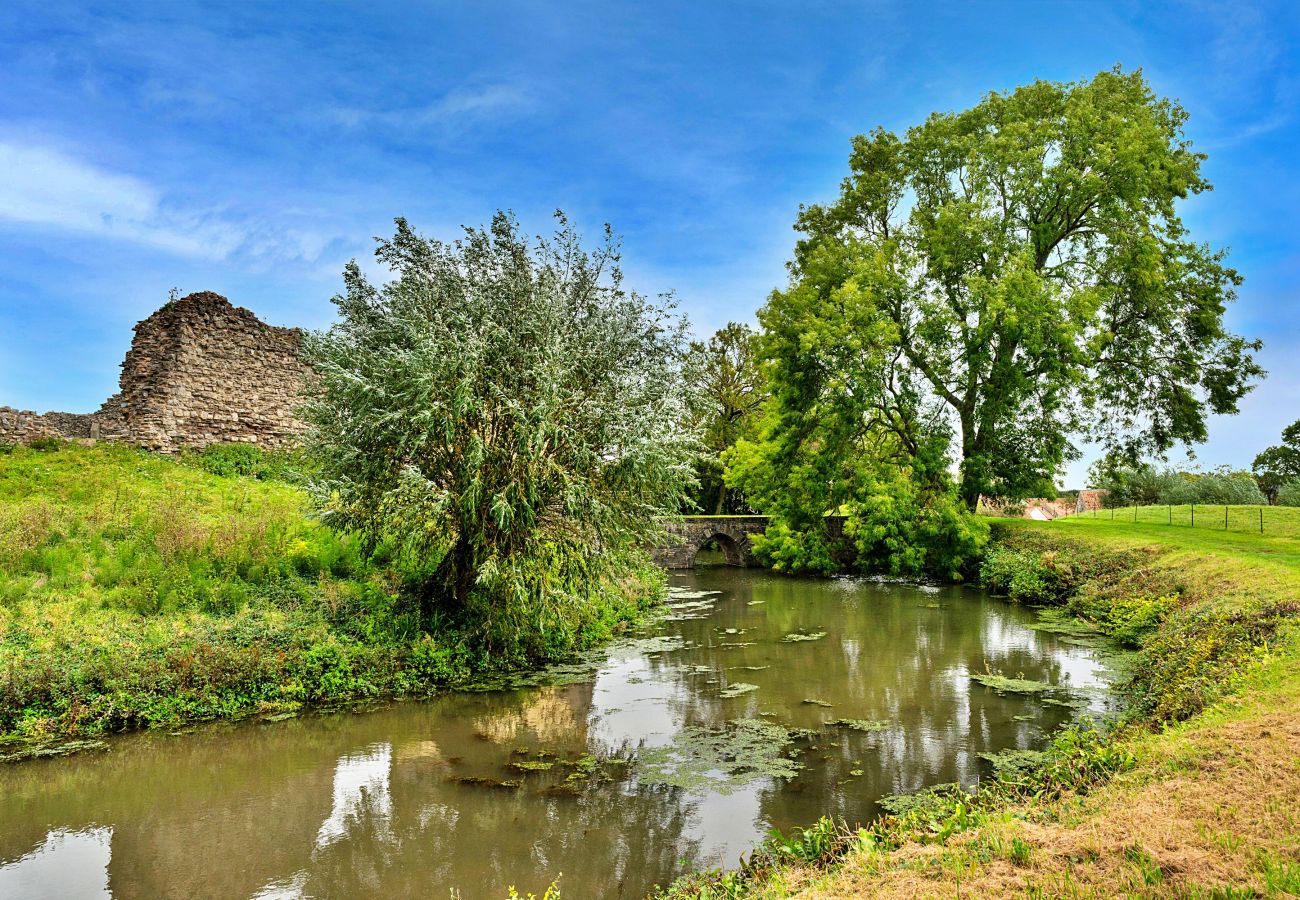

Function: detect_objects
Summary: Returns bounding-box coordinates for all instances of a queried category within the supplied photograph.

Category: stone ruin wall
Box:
[0,292,313,452]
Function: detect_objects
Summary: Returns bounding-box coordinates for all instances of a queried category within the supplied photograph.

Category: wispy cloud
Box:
[0,141,341,263]
[323,83,530,130]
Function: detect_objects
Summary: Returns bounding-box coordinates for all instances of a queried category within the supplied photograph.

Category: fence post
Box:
[1261,507,1265,534]
[1225,505,1229,531]
[1134,504,1138,523]
[1168,505,1172,525]
[1191,503,1195,527]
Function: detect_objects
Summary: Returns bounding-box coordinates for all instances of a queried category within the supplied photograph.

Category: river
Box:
[0,568,1118,898]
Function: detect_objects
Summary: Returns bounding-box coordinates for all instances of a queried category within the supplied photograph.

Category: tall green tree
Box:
[302,212,698,659]
[685,322,765,513]
[1252,420,1300,502]
[756,67,1261,512]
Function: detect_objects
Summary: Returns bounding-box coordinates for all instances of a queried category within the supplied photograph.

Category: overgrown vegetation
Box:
[0,443,661,743]
[1089,460,1267,507]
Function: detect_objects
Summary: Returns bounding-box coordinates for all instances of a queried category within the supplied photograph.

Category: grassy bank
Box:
[0,442,662,748]
[665,515,1300,898]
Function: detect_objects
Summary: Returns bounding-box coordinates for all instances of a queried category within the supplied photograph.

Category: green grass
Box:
[0,442,660,743]
[1062,502,1300,541]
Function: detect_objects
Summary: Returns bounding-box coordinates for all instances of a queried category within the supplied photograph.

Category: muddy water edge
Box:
[0,568,1122,899]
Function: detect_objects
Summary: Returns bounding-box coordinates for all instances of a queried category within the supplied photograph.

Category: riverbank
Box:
[0,443,662,753]
[664,516,1300,898]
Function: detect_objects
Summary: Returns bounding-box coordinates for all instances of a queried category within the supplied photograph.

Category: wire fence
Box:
[1060,503,1287,535]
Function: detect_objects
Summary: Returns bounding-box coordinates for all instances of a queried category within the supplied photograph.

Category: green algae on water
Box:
[509,760,555,772]
[719,682,759,698]
[979,748,1047,778]
[825,718,888,732]
[781,631,827,643]
[970,672,1055,694]
[637,719,801,794]
[802,698,833,707]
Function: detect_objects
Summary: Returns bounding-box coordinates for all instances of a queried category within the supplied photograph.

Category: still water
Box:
[0,569,1115,899]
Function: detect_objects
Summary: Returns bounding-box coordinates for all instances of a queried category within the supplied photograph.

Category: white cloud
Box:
[0,141,340,264]
[324,83,529,130]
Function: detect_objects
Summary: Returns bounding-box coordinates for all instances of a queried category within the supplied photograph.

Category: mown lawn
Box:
[664,515,1300,898]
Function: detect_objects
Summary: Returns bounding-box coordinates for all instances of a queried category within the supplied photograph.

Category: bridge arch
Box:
[650,516,769,569]
[692,531,745,567]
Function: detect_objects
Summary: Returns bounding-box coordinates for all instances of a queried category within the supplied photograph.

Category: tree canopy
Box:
[1252,420,1300,502]
[684,322,765,514]
[302,212,698,659]
[742,67,1261,516]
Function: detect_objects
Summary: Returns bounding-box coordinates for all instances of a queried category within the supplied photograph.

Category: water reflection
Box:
[0,827,112,899]
[0,570,1116,898]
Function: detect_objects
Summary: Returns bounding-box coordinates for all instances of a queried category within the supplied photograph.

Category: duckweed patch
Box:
[970,672,1055,694]
[509,760,555,772]
[825,718,888,732]
[719,682,760,698]
[637,719,802,794]
[781,631,827,643]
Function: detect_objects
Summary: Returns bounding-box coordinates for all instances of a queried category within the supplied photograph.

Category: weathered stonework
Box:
[0,407,96,443]
[651,515,850,569]
[0,292,312,452]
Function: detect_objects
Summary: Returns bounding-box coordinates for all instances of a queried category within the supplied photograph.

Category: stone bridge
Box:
[651,516,771,568]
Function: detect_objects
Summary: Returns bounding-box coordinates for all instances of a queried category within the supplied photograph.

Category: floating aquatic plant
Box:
[970,672,1055,694]
[802,698,833,707]
[781,631,827,643]
[825,718,888,732]
[719,682,759,698]
[978,748,1047,777]
[509,760,555,772]
[637,719,801,794]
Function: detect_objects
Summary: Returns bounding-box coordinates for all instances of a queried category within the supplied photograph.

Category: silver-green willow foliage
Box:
[302,212,698,658]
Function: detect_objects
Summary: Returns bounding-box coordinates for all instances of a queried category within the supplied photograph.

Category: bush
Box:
[192,443,267,477]
[1158,470,1265,505]
[1276,481,1300,507]
[1093,464,1266,507]
[979,546,1090,605]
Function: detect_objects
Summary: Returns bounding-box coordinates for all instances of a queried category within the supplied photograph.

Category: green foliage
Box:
[0,443,655,741]
[1277,480,1300,507]
[1158,468,1266,506]
[1127,600,1298,722]
[1092,461,1266,507]
[683,322,765,514]
[759,67,1258,514]
[191,442,267,477]
[1252,419,1300,501]
[301,211,695,662]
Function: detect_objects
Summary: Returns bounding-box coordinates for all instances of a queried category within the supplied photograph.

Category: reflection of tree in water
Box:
[299,756,703,898]
[472,687,583,745]
[642,573,1079,836]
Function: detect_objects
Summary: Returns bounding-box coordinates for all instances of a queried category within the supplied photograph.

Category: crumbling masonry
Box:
[0,292,312,452]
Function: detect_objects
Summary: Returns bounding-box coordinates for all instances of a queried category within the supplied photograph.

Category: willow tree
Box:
[302,212,697,659]
[747,67,1261,515]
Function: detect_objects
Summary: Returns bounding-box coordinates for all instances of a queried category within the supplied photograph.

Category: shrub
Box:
[192,443,266,477]
[1276,480,1300,507]
[1158,470,1266,505]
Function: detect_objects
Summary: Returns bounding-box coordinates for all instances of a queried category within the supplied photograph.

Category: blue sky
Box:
[0,1,1296,487]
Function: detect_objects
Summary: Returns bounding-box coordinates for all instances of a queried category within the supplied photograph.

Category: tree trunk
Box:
[422,535,477,625]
